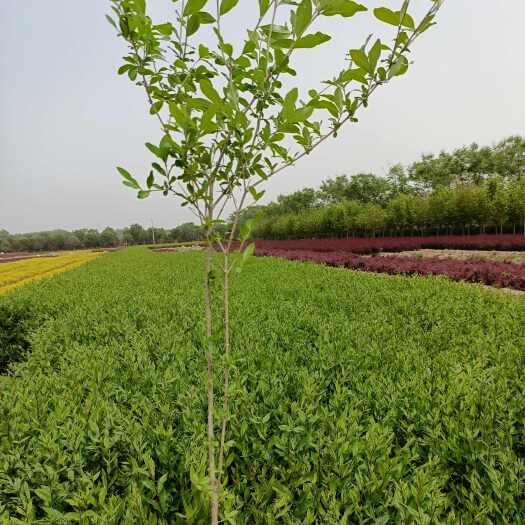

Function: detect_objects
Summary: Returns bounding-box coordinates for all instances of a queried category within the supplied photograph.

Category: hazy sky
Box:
[1,1,524,234]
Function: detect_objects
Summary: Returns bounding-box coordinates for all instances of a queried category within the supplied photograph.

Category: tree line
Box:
[0,222,203,253]
[4,136,524,252]
[249,136,525,239]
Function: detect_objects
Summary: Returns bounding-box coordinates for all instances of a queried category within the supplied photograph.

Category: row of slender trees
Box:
[248,135,525,239]
[0,222,203,253]
[253,177,525,239]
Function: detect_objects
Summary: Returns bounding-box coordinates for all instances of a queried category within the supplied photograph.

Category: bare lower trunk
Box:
[204,247,219,525]
[218,251,230,476]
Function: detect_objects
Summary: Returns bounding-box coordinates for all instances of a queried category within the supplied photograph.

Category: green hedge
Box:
[0,248,524,523]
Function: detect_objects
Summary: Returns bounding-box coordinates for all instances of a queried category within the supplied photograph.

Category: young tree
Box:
[108,0,443,520]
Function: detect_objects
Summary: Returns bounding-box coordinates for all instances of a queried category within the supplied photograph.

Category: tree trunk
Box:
[204,246,219,525]
[218,251,231,478]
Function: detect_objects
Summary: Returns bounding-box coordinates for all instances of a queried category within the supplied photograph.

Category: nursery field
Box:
[0,247,524,523]
[0,251,102,296]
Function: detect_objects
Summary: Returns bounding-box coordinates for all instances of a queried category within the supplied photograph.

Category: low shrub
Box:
[0,299,37,374]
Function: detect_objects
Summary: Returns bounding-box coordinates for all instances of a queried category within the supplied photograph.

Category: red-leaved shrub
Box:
[253,235,525,255]
[255,248,525,291]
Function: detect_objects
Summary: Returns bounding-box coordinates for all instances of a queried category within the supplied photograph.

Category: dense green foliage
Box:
[0,299,40,374]
[238,135,525,239]
[408,136,525,190]
[252,174,525,239]
[1,249,524,523]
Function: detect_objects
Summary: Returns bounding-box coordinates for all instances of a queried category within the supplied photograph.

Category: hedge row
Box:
[253,234,525,255]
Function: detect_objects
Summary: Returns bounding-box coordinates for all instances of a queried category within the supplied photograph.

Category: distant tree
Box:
[408,137,525,190]
[73,229,89,248]
[172,222,203,243]
[386,164,418,196]
[127,223,147,245]
[486,177,509,233]
[0,230,11,252]
[318,175,351,204]
[388,193,424,234]
[320,173,393,205]
[492,136,525,180]
[100,227,119,247]
[508,178,525,234]
[266,188,319,215]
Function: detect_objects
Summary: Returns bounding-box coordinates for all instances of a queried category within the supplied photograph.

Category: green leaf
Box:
[145,143,166,161]
[249,186,265,201]
[373,7,398,26]
[294,32,331,49]
[117,64,132,75]
[309,99,339,118]
[368,39,382,73]
[240,218,256,240]
[288,106,314,123]
[389,55,409,78]
[243,242,255,260]
[284,88,299,110]
[186,15,201,36]
[219,0,239,15]
[199,44,212,58]
[199,78,222,103]
[135,0,146,14]
[149,101,163,115]
[259,0,270,17]
[187,98,211,111]
[147,172,154,188]
[340,67,367,84]
[350,49,370,72]
[138,190,151,199]
[373,7,414,29]
[294,0,312,36]
[169,102,189,128]
[198,11,216,24]
[400,12,415,30]
[155,23,173,36]
[117,167,140,190]
[183,0,207,16]
[320,0,367,17]
[417,12,436,34]
[105,15,117,29]
[236,242,256,273]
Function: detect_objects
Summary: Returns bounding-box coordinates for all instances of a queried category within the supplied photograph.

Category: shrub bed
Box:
[255,248,525,291]
[253,234,525,255]
[1,249,524,522]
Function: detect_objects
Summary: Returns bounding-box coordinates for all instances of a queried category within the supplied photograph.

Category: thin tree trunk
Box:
[218,251,230,477]
[204,245,219,525]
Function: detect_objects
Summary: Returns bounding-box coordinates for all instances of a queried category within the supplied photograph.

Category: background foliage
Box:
[249,136,525,238]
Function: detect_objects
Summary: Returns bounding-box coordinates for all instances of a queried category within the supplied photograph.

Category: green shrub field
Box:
[1,248,524,523]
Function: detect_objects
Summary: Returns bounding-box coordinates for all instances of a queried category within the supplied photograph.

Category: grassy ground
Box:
[0,248,524,523]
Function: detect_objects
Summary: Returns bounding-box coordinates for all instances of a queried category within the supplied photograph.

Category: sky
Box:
[1,0,524,234]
